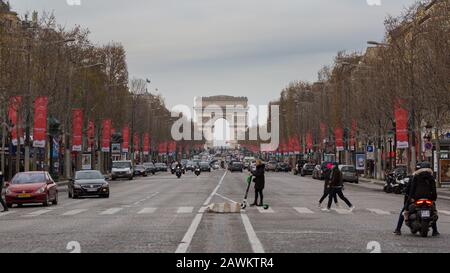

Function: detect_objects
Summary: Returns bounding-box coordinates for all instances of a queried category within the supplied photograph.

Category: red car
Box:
[5,172,58,208]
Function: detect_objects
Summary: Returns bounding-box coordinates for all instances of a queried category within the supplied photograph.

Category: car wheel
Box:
[129,176,133,180]
[112,177,117,181]
[68,190,72,198]
[53,193,58,205]
[43,194,50,207]
[6,203,13,208]
[102,194,110,198]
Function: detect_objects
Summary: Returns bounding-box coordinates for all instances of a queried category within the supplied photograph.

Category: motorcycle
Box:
[175,167,182,179]
[383,172,396,193]
[395,175,411,195]
[406,199,439,237]
[194,166,201,176]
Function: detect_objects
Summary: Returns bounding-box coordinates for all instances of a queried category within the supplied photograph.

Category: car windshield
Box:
[341,166,356,172]
[12,173,46,184]
[233,162,242,166]
[305,164,315,168]
[75,171,104,181]
[113,162,131,168]
[136,166,145,170]
[280,163,288,167]
[200,162,209,166]
[143,163,154,167]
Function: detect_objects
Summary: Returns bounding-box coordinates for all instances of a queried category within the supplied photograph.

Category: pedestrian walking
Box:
[323,163,354,212]
[318,163,339,208]
[251,160,265,207]
[0,171,9,212]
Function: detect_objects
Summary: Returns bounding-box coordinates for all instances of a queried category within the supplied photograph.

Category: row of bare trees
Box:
[275,0,449,181]
[0,6,173,177]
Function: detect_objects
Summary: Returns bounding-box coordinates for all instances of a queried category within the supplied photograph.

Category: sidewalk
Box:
[359,177,450,198]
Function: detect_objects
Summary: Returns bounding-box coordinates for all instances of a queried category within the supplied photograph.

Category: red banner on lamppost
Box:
[87,120,95,152]
[32,97,48,148]
[101,119,111,152]
[335,127,344,152]
[143,133,150,155]
[72,109,83,152]
[8,96,23,146]
[122,126,129,153]
[395,102,409,149]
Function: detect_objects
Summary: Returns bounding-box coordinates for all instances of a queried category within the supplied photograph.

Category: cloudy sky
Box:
[10,0,417,111]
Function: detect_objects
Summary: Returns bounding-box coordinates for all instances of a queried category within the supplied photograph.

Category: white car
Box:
[111,160,134,180]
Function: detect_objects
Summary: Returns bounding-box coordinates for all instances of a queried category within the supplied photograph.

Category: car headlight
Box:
[36,186,46,194]
[74,184,82,189]
[5,188,11,195]
[102,183,109,188]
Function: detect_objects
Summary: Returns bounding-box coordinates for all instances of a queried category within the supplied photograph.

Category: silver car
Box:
[338,165,359,183]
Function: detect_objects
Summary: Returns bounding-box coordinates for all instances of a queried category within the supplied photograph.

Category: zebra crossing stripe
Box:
[333,208,352,214]
[294,207,314,214]
[177,207,194,214]
[257,207,275,213]
[62,209,88,216]
[367,208,391,215]
[0,211,16,217]
[138,208,157,214]
[100,208,123,215]
[23,209,53,217]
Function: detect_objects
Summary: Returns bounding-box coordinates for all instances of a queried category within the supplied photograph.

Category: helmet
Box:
[416,162,432,170]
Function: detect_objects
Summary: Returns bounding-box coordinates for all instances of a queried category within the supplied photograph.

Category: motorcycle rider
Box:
[395,162,439,236]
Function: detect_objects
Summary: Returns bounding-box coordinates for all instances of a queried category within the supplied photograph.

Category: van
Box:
[111,160,134,180]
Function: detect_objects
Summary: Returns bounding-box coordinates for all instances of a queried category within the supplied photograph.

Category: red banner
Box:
[143,133,150,155]
[87,120,95,152]
[32,97,48,148]
[101,119,111,152]
[350,120,357,151]
[294,135,301,154]
[395,101,409,149]
[306,132,313,151]
[122,126,129,153]
[134,133,139,152]
[335,127,344,151]
[8,96,22,146]
[72,109,83,152]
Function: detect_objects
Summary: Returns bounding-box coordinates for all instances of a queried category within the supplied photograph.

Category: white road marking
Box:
[215,193,238,204]
[198,206,207,213]
[241,213,265,253]
[0,211,16,217]
[367,208,391,215]
[23,209,52,217]
[100,208,123,215]
[439,210,450,216]
[176,171,227,253]
[62,209,88,216]
[138,208,157,214]
[333,208,353,214]
[258,231,334,235]
[257,207,275,213]
[177,207,194,214]
[294,207,315,214]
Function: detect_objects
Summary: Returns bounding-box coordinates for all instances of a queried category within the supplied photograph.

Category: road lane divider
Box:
[241,213,265,253]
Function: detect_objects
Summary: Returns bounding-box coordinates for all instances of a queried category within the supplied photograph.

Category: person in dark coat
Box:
[324,163,354,212]
[0,171,9,212]
[251,160,265,207]
[318,163,338,208]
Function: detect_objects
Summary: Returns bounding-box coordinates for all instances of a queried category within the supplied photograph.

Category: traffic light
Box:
[48,117,61,136]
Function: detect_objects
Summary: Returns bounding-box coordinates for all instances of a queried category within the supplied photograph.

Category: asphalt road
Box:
[1,169,450,253]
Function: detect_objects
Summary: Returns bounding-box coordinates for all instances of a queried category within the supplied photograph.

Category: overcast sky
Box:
[10,0,417,111]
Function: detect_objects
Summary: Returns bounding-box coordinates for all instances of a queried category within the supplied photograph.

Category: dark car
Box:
[276,162,291,172]
[185,161,197,172]
[5,172,58,207]
[229,161,244,172]
[143,162,156,175]
[339,165,359,183]
[199,162,211,172]
[300,163,315,176]
[155,163,168,172]
[134,165,148,177]
[265,161,278,172]
[313,162,337,180]
[68,170,109,199]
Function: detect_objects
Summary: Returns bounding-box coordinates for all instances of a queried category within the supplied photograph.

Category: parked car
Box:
[266,161,278,172]
[199,162,211,172]
[229,161,244,172]
[155,163,168,172]
[111,160,134,180]
[143,162,156,175]
[5,171,58,207]
[276,162,291,172]
[134,165,148,177]
[339,165,359,183]
[300,163,315,176]
[185,161,197,172]
[312,164,322,179]
[68,170,109,199]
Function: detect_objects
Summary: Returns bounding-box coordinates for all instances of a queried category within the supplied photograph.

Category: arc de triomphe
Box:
[194,96,248,149]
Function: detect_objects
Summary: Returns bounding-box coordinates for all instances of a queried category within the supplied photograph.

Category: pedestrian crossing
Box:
[2,205,450,219]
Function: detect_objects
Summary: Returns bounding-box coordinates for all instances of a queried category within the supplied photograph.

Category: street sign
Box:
[367,145,375,160]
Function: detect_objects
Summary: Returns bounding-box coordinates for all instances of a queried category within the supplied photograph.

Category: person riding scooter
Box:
[401,162,439,236]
